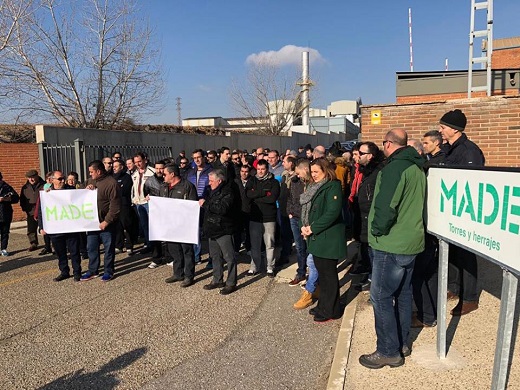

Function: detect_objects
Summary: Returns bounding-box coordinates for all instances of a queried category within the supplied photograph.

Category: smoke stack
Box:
[302,51,310,130]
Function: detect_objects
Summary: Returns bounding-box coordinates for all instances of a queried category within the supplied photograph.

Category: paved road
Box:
[0,227,340,389]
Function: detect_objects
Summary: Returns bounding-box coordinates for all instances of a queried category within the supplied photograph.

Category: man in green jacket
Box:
[359,129,426,369]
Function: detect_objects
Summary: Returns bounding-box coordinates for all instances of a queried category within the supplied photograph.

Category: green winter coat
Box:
[368,146,426,255]
[306,180,346,260]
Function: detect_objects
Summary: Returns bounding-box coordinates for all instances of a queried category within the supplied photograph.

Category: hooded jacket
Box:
[368,146,426,255]
[246,173,280,223]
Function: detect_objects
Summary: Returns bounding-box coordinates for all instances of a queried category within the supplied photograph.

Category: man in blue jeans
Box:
[81,160,121,282]
[359,129,426,369]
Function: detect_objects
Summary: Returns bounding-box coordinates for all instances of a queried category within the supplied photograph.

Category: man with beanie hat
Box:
[439,108,484,316]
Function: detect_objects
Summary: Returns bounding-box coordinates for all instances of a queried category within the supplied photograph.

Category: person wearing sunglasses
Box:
[37,171,83,282]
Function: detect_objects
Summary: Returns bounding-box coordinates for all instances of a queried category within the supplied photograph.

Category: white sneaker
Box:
[148,262,160,269]
[1,249,9,256]
[167,261,173,267]
[115,248,122,254]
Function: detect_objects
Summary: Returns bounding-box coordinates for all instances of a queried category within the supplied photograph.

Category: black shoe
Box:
[203,282,226,290]
[309,307,318,316]
[165,276,183,284]
[180,278,194,288]
[359,351,404,369]
[348,266,370,275]
[314,313,342,323]
[39,249,51,256]
[354,280,371,292]
[401,345,412,358]
[140,246,153,254]
[220,285,236,295]
[53,274,70,282]
[81,254,89,260]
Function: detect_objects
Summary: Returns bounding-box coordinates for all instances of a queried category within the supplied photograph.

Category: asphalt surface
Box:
[0,225,341,390]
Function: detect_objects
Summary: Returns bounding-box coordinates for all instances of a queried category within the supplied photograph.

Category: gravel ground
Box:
[0,226,340,390]
[346,257,520,390]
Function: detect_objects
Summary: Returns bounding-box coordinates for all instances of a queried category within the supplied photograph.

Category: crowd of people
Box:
[0,108,485,367]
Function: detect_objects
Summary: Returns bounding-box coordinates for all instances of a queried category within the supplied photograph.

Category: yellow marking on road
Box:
[0,268,56,288]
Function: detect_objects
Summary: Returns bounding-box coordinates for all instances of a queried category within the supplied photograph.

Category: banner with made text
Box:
[40,189,100,234]
[427,167,520,273]
[148,196,200,245]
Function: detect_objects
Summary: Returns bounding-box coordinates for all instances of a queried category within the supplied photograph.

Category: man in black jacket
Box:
[20,170,45,252]
[200,169,238,295]
[350,142,385,292]
[233,165,251,253]
[0,172,19,256]
[144,160,166,267]
[246,159,280,277]
[439,109,484,316]
[113,160,138,255]
[161,164,198,287]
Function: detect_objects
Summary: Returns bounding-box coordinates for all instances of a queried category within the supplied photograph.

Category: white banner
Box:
[148,196,200,244]
[427,167,520,272]
[40,189,100,234]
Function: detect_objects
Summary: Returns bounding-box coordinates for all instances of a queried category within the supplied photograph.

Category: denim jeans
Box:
[305,254,319,294]
[87,225,116,276]
[289,217,307,278]
[135,203,150,247]
[51,233,81,276]
[370,249,416,357]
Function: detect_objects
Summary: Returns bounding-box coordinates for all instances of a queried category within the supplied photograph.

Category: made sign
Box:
[40,189,100,234]
[427,167,520,272]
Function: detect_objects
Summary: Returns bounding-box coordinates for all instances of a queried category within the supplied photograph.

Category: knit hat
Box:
[439,109,467,131]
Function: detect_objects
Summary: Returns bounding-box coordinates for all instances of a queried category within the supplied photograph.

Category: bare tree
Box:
[0,0,164,128]
[230,61,306,135]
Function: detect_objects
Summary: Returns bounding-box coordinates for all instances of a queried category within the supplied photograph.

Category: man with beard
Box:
[246,159,280,277]
[113,160,138,254]
[144,160,166,268]
[350,142,385,292]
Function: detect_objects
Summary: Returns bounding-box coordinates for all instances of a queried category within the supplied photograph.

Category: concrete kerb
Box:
[275,259,358,390]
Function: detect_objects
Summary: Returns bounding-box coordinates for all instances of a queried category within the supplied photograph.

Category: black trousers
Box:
[412,234,438,325]
[51,233,81,276]
[167,242,195,280]
[26,214,39,245]
[0,221,10,250]
[314,255,343,319]
[115,206,138,250]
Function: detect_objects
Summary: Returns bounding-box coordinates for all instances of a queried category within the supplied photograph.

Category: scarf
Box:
[256,172,273,181]
[300,179,327,226]
[348,163,362,203]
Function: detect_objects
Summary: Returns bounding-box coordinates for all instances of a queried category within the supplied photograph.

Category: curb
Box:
[327,294,358,390]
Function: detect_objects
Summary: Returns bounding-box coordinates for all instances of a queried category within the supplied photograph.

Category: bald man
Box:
[359,129,426,369]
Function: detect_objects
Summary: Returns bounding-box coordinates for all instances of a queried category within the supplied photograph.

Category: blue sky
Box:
[144,0,520,124]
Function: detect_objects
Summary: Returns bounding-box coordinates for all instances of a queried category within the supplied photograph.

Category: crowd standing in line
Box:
[0,108,486,366]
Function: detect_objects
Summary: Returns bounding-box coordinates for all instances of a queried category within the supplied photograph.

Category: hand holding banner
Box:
[148,196,200,245]
[40,189,100,234]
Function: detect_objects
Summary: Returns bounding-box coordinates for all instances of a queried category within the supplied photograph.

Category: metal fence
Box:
[38,140,172,183]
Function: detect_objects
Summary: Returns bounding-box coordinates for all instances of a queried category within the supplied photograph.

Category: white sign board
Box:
[427,167,520,272]
[148,196,200,245]
[40,189,100,234]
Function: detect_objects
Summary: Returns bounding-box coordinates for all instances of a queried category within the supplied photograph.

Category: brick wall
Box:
[492,47,520,69]
[0,143,40,221]
[361,96,520,167]
[397,89,519,104]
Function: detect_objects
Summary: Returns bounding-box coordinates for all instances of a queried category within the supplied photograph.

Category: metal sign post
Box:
[491,270,518,390]
[436,239,449,359]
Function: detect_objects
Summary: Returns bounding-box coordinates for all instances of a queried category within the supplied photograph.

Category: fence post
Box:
[74,139,85,183]
[38,141,48,179]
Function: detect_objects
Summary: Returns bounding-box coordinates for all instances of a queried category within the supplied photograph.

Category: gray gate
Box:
[38,139,172,183]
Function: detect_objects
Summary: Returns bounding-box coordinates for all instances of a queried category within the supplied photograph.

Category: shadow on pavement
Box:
[0,253,55,274]
[37,347,147,390]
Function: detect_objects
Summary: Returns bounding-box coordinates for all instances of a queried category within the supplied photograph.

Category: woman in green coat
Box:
[301,158,346,322]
